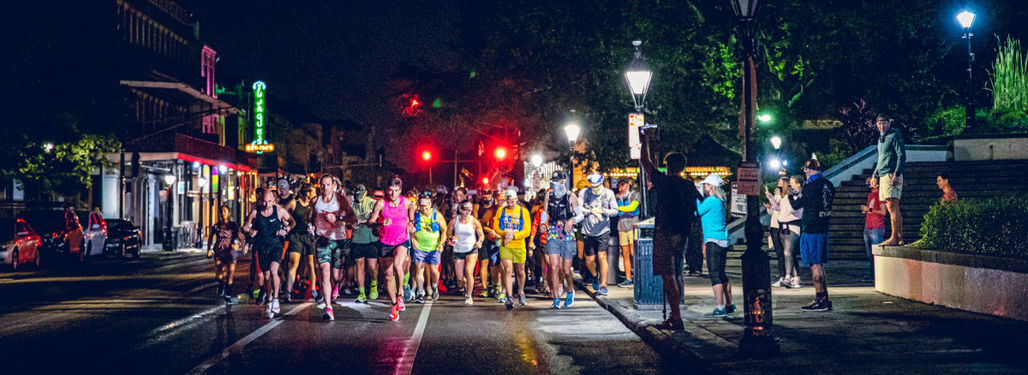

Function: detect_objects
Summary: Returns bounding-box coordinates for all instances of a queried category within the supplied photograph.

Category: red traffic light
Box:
[494,147,507,160]
[421,150,432,161]
[482,177,490,185]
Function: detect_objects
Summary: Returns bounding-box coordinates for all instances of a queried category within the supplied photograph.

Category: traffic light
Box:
[422,150,432,161]
[494,147,507,160]
[482,177,490,186]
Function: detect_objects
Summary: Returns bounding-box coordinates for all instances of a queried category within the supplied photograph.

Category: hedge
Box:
[919,195,1028,258]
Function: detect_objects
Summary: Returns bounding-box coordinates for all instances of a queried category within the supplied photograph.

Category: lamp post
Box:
[957,10,976,129]
[625,40,652,218]
[564,114,581,188]
[730,0,778,355]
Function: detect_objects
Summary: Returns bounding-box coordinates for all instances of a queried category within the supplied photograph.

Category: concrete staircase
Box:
[829,159,1028,260]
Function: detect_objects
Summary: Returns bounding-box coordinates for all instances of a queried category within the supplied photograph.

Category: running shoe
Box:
[801,299,832,312]
[592,280,600,291]
[216,285,224,296]
[497,292,506,303]
[266,303,275,319]
[414,294,425,304]
[505,297,514,310]
[518,293,527,306]
[283,294,292,304]
[787,277,802,289]
[563,292,574,308]
[332,286,340,301]
[397,296,406,312]
[653,318,684,331]
[272,299,281,314]
[552,298,561,309]
[343,286,353,296]
[369,287,379,301]
[771,277,786,287]
[711,306,727,316]
[464,296,474,306]
[598,287,609,296]
[317,299,327,309]
[323,306,335,321]
[431,287,440,301]
[390,304,399,321]
[256,290,267,305]
[356,292,367,303]
[726,304,736,314]
[480,290,490,298]
[224,295,234,304]
[617,280,633,287]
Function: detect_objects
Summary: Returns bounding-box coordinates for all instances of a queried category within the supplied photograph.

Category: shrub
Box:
[919,195,1028,259]
[989,36,1027,115]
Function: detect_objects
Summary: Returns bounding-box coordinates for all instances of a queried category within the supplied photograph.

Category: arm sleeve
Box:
[894,132,906,175]
[768,195,781,210]
[618,193,641,213]
[603,193,620,217]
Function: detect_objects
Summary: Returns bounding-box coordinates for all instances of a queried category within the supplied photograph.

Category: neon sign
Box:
[251,81,270,154]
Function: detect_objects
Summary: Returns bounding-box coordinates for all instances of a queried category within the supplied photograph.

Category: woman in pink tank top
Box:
[369,177,413,322]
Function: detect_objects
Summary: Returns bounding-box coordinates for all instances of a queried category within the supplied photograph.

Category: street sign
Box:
[736,163,761,196]
[731,187,747,217]
[628,113,643,160]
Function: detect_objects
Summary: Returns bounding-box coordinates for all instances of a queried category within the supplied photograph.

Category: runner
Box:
[369,177,415,321]
[311,174,356,320]
[476,190,503,300]
[616,178,640,287]
[242,189,295,319]
[276,178,294,206]
[541,170,584,309]
[528,197,549,295]
[351,184,380,303]
[446,199,483,305]
[580,173,619,296]
[207,205,243,304]
[411,195,447,303]
[284,183,316,303]
[493,189,532,309]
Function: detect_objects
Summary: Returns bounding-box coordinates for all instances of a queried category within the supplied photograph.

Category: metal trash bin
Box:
[632,218,664,308]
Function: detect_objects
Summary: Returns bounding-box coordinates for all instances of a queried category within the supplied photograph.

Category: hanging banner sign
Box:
[628,113,643,160]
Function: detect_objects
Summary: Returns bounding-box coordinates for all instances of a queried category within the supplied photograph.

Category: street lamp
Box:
[563,113,582,188]
[624,40,653,218]
[43,143,54,153]
[729,0,777,354]
[769,135,782,150]
[957,10,976,129]
[531,153,543,168]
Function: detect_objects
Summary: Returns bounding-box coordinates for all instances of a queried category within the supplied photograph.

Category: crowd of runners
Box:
[203,169,644,322]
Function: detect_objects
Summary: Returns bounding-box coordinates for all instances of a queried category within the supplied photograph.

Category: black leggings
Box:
[705,242,729,286]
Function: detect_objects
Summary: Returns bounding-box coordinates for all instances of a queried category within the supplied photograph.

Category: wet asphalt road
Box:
[0,251,676,374]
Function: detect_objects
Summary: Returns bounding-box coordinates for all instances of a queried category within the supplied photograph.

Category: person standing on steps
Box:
[937,173,958,205]
[861,177,887,281]
[640,130,702,330]
[788,160,836,312]
[874,114,906,247]
[580,173,619,296]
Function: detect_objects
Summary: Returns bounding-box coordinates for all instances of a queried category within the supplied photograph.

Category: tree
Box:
[15,134,120,200]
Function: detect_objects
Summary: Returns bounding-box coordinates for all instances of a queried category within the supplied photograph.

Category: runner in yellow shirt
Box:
[492,189,532,310]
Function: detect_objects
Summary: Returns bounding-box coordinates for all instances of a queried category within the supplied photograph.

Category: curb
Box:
[574,280,711,369]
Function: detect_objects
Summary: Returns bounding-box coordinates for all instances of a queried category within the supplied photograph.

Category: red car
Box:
[18,209,86,263]
[1,218,42,270]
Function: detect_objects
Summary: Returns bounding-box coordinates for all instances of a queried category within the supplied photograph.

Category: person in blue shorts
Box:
[787,159,835,312]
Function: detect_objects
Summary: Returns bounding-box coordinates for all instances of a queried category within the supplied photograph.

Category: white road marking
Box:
[185,302,312,375]
[394,300,434,375]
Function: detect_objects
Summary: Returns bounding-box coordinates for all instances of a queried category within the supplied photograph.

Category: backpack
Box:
[414,210,441,232]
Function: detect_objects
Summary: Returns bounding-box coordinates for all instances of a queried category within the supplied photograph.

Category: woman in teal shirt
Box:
[697,175,733,316]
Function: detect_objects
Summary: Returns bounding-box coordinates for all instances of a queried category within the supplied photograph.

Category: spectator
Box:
[640,130,702,330]
[937,173,958,205]
[861,177,887,280]
[764,178,788,286]
[874,114,906,246]
[615,178,640,287]
[788,159,835,312]
[684,174,704,276]
[697,175,733,316]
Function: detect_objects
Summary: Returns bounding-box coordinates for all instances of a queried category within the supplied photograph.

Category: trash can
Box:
[632,218,664,309]
[607,229,621,285]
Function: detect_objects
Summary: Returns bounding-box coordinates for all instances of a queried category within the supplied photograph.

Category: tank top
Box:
[314,194,347,240]
[212,221,240,250]
[453,216,477,253]
[253,206,284,251]
[290,201,311,236]
[413,210,441,252]
[380,199,409,246]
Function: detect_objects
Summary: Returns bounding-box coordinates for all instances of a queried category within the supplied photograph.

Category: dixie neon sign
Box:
[250,81,272,154]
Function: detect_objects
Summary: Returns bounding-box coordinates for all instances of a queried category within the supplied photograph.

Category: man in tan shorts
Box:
[873,114,906,246]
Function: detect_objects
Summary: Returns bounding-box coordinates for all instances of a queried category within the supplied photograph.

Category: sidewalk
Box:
[579,259,1028,374]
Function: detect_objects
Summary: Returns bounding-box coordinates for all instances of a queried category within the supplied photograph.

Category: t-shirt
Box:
[211,221,240,251]
[352,196,379,244]
[492,205,531,249]
[865,191,885,229]
[650,171,700,235]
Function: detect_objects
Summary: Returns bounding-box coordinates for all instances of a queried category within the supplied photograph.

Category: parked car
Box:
[1,218,42,270]
[77,211,107,260]
[105,219,141,258]
[18,209,85,262]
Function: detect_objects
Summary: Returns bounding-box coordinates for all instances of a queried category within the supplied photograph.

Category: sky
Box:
[186,1,461,123]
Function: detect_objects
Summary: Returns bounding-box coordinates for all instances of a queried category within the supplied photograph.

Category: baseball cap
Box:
[587,173,604,186]
[699,174,724,186]
[551,170,567,181]
[504,188,518,199]
[354,184,367,194]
